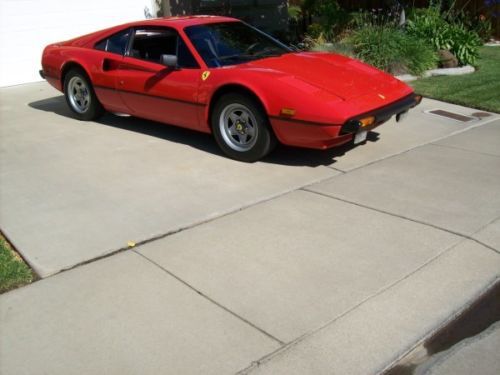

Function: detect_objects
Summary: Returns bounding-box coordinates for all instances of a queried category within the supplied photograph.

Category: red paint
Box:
[41,16,418,150]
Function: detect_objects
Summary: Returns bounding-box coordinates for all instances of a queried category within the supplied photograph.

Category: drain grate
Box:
[427,109,476,122]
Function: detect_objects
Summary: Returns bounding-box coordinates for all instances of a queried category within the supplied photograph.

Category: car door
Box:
[91,27,132,113]
[116,27,203,131]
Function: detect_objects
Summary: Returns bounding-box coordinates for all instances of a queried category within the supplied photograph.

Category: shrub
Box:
[306,23,324,39]
[400,36,440,75]
[348,25,404,72]
[347,25,437,75]
[406,5,482,66]
[447,24,482,65]
[288,5,302,22]
[441,5,493,42]
[303,0,350,39]
[349,7,403,29]
[406,7,452,51]
[310,40,355,57]
[472,16,493,42]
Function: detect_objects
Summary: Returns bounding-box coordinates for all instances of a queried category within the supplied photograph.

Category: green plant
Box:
[303,0,350,39]
[306,35,355,57]
[440,3,493,42]
[400,36,439,75]
[349,7,402,29]
[288,5,302,22]
[447,24,482,65]
[406,6,452,50]
[347,25,437,75]
[348,25,403,72]
[471,15,493,42]
[306,23,324,39]
[406,5,482,66]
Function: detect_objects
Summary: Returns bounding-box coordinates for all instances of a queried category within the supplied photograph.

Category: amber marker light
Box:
[359,116,375,127]
[280,108,296,116]
[415,95,423,105]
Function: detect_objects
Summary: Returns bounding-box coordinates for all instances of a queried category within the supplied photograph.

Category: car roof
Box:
[68,15,240,48]
[138,15,238,27]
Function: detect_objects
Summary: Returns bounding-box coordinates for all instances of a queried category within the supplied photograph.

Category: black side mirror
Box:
[160,54,178,69]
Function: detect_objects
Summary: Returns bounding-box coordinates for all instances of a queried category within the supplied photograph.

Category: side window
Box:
[130,28,177,63]
[95,29,130,55]
[129,27,199,68]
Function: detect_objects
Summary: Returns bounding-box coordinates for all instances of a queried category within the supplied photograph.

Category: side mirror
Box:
[160,54,178,69]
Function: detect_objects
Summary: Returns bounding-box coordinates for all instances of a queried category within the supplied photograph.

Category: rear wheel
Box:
[211,93,276,162]
[64,68,104,121]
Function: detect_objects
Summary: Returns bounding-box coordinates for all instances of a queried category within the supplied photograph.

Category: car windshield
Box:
[184,22,292,68]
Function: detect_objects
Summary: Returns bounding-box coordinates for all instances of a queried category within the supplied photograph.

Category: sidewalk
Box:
[1,82,499,374]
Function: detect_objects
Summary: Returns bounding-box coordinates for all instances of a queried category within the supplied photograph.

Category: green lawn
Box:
[411,46,500,113]
[0,234,34,293]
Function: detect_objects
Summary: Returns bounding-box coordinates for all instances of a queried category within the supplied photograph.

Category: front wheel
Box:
[64,68,104,121]
[211,93,276,162]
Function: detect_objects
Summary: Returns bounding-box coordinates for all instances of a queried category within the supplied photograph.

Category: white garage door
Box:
[0,0,155,87]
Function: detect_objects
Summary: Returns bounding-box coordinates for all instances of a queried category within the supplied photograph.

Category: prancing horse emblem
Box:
[202,71,211,81]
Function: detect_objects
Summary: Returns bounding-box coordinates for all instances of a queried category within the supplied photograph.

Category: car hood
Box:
[242,52,404,101]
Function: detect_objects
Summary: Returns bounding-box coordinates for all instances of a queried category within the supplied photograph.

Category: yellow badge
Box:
[201,71,211,81]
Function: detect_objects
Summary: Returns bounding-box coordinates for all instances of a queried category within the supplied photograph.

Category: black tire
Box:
[211,93,277,162]
[63,68,104,121]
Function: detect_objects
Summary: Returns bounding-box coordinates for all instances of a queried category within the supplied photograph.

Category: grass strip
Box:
[412,46,500,113]
[0,234,35,293]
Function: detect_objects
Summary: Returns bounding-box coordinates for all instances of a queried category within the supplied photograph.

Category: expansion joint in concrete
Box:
[133,250,286,346]
[236,237,471,374]
[301,188,500,256]
[430,142,500,158]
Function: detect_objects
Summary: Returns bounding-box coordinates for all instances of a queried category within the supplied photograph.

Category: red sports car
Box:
[40,15,421,162]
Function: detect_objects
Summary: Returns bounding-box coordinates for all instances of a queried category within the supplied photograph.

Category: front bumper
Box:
[269,93,422,150]
[340,93,422,135]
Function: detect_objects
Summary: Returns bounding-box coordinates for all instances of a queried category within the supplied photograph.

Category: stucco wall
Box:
[0,0,154,87]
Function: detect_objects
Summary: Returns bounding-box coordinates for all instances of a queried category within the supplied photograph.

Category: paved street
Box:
[1,82,499,374]
[420,321,500,375]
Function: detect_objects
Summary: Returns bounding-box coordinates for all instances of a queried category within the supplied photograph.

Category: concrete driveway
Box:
[1,82,499,374]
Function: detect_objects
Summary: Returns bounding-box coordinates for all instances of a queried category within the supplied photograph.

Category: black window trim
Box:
[94,27,133,56]
[124,26,200,69]
[183,21,292,68]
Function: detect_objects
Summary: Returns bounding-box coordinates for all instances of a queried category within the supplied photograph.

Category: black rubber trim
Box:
[268,116,332,127]
[270,93,420,129]
[369,93,419,123]
[41,71,59,80]
[340,93,419,135]
[94,85,205,107]
[40,71,61,80]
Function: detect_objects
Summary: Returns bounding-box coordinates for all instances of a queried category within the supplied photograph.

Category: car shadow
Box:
[28,95,380,167]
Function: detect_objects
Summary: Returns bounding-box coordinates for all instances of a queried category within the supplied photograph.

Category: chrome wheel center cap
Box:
[236,122,246,134]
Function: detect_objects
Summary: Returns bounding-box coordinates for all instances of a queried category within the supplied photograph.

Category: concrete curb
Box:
[414,321,500,375]
[396,65,475,82]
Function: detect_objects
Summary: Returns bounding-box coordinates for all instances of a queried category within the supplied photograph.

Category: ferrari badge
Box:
[202,71,211,81]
